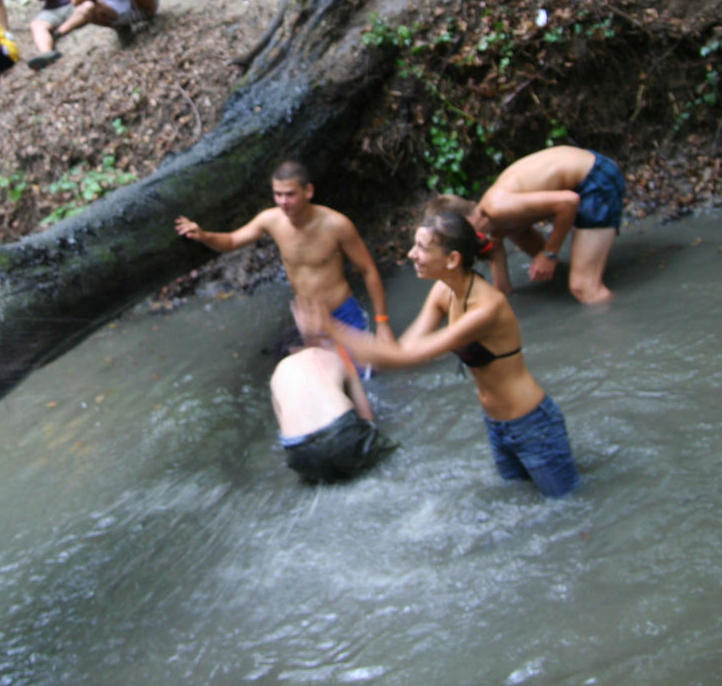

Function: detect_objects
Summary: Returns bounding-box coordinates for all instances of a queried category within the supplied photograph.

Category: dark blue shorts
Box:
[273,295,370,362]
[331,295,369,332]
[483,395,579,497]
[332,296,372,379]
[574,151,626,232]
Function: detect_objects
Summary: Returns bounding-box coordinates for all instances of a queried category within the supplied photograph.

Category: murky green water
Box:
[1,210,720,685]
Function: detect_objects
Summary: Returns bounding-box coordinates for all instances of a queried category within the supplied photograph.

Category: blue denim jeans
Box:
[484,396,579,497]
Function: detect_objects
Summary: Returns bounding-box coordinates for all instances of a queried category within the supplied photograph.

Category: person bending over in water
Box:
[270,343,394,483]
[295,211,579,497]
[175,161,393,350]
[473,145,626,304]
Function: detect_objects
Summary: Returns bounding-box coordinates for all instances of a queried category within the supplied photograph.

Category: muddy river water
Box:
[1,210,720,685]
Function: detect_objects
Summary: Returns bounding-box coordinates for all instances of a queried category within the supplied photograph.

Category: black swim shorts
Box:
[281,410,394,483]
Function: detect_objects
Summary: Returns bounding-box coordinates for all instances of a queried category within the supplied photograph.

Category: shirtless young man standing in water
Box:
[174,161,393,344]
[473,146,626,304]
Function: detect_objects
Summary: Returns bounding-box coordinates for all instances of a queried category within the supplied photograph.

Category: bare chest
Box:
[273,224,342,269]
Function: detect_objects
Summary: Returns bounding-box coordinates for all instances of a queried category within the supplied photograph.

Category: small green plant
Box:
[572,16,617,39]
[423,110,487,197]
[361,14,394,47]
[545,118,568,147]
[673,36,720,132]
[700,36,721,58]
[0,171,28,203]
[424,110,467,195]
[475,124,504,168]
[361,14,420,49]
[476,27,514,72]
[431,17,456,47]
[41,155,137,225]
[543,26,566,44]
[111,117,128,136]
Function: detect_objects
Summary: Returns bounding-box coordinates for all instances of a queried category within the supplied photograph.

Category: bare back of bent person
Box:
[270,347,356,437]
[492,146,595,195]
[269,346,394,483]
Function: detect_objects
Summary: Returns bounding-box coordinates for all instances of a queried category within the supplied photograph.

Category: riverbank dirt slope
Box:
[1,0,719,304]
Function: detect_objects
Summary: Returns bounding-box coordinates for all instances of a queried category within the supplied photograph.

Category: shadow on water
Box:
[1,210,720,685]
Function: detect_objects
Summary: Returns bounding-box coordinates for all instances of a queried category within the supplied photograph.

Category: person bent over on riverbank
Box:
[175,161,393,372]
[270,343,395,483]
[295,211,580,497]
[474,146,626,304]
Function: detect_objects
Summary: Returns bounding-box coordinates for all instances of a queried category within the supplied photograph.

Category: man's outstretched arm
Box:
[174,213,268,252]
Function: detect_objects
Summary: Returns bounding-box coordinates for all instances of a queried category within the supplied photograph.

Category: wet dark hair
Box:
[422,211,494,269]
[271,160,312,187]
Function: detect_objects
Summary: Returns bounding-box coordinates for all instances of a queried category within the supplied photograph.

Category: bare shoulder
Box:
[257,206,285,228]
[315,204,357,234]
[427,280,453,311]
[497,146,595,191]
[272,346,342,379]
[470,278,509,322]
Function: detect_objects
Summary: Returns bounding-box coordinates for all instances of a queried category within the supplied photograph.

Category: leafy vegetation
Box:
[359,2,721,201]
[0,0,719,249]
[674,35,720,131]
[40,155,137,226]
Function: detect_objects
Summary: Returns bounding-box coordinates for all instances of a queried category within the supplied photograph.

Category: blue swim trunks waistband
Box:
[331,295,370,332]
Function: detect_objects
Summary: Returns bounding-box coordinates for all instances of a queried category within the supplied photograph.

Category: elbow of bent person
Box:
[563,190,581,212]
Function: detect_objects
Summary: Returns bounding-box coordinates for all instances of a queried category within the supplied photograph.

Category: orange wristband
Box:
[375,314,389,323]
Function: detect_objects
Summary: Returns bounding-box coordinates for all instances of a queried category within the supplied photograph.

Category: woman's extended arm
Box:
[304,287,500,369]
[398,281,447,346]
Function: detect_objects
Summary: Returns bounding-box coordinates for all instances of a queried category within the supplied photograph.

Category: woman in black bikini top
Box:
[299,211,579,497]
[452,272,521,368]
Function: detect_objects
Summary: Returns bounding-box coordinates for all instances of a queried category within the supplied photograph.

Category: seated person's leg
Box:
[30,18,56,53]
[27,4,77,69]
[57,0,117,36]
